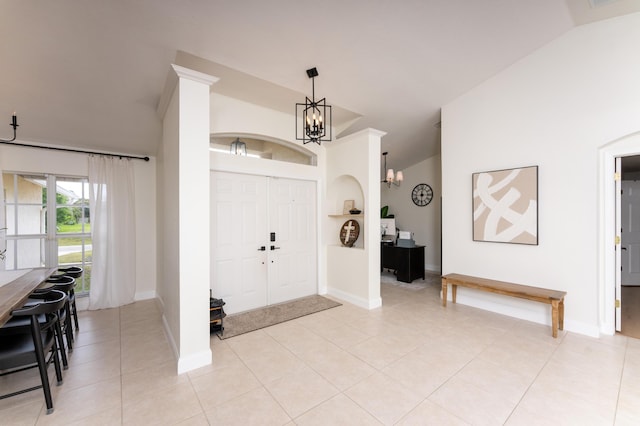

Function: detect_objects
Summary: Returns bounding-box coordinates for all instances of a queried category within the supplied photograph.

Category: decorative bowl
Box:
[349,209,362,215]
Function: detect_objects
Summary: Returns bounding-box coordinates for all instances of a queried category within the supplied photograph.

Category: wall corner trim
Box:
[157,64,220,119]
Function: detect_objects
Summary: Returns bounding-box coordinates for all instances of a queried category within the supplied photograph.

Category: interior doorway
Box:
[210,171,317,315]
[618,155,640,338]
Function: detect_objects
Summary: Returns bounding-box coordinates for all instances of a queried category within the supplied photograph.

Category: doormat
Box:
[218,295,341,340]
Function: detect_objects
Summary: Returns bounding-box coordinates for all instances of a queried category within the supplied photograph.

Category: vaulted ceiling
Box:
[1,0,639,171]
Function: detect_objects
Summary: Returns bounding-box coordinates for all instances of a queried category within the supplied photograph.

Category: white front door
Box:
[621,179,640,286]
[268,178,317,304]
[210,172,317,314]
[210,172,268,314]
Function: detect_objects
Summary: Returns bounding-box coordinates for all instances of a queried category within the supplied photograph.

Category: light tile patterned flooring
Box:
[2,280,640,425]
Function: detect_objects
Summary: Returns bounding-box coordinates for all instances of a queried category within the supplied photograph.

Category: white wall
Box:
[441,12,640,337]
[158,85,180,353]
[0,144,156,301]
[381,154,442,272]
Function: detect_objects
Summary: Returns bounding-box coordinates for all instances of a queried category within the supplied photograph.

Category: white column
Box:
[158,65,219,374]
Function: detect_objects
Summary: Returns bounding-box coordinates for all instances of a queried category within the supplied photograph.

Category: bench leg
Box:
[441,278,447,307]
[559,299,565,331]
[452,285,457,304]
[551,300,559,338]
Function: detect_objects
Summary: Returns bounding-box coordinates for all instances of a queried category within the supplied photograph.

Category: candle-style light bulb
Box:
[11,112,17,127]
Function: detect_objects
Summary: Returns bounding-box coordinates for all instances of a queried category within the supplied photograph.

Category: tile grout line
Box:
[612,337,629,426]
[501,329,568,424]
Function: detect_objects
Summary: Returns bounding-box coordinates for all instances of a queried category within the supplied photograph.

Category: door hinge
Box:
[615,172,621,181]
[616,299,621,308]
[615,235,621,245]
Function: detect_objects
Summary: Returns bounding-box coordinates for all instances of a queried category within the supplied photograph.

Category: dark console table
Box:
[381,243,425,283]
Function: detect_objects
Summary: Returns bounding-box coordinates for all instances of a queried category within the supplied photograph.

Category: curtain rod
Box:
[0,140,150,161]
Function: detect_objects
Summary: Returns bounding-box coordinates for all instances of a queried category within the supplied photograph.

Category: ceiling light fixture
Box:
[0,113,18,142]
[382,152,403,188]
[230,137,247,156]
[296,67,332,145]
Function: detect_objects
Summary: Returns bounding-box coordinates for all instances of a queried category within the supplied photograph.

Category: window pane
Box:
[58,236,92,295]
[58,237,87,264]
[55,178,90,234]
[210,136,317,165]
[2,173,14,203]
[16,205,44,234]
[75,264,92,294]
[16,238,45,269]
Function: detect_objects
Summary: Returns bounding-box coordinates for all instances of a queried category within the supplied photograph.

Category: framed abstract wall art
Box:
[472,165,538,245]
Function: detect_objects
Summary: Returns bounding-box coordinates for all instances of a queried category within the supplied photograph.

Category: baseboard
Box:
[327,287,381,310]
[425,265,441,274]
[161,313,179,363]
[564,319,600,338]
[445,287,600,338]
[160,303,212,374]
[177,349,212,375]
[134,291,156,301]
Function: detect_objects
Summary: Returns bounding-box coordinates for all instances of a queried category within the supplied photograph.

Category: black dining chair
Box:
[33,276,76,354]
[56,266,83,332]
[0,293,70,371]
[0,289,66,414]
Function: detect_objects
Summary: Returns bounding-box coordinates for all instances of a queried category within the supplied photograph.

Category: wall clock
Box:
[411,183,433,206]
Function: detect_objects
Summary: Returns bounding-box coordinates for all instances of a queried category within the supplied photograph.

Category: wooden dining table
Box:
[0,268,58,327]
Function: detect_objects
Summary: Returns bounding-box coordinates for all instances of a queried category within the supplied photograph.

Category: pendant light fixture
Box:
[230,138,247,156]
[296,67,332,145]
[382,152,403,188]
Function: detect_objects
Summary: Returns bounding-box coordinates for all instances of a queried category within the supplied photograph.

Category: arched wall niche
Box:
[328,174,364,213]
[327,174,365,249]
[210,132,317,166]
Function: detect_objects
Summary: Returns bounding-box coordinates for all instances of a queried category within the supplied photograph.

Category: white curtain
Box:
[88,156,136,309]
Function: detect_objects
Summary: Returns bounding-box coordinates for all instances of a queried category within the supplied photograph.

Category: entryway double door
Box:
[210,171,317,315]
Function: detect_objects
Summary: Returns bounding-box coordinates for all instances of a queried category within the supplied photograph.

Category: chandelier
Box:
[0,113,18,142]
[382,152,403,188]
[296,67,332,145]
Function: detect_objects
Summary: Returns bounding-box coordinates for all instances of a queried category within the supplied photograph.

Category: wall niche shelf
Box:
[327,175,365,249]
[328,243,365,250]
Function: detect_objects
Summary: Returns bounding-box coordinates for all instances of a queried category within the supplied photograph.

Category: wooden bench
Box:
[441,273,566,338]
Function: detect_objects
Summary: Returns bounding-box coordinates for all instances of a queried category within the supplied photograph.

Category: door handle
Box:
[622,247,628,251]
[270,245,280,250]
[258,246,266,251]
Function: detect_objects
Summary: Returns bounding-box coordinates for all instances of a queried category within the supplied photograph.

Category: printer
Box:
[396,231,416,247]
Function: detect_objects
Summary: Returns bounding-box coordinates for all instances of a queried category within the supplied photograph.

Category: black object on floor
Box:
[210,296,226,336]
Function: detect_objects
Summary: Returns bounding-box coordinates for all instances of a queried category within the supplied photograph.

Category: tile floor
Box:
[2,280,640,425]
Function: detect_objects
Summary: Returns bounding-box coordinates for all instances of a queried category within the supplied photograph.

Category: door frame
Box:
[599,131,640,335]
[209,147,325,295]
